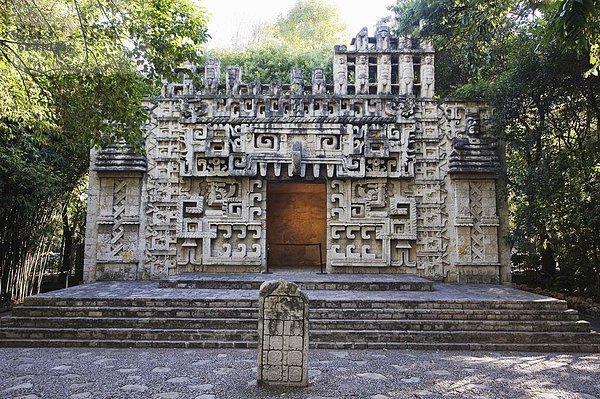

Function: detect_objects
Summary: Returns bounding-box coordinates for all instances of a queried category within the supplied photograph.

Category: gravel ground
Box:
[0,348,598,399]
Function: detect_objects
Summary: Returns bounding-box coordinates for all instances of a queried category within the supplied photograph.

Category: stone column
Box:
[257,280,309,387]
[448,113,503,283]
[83,144,147,281]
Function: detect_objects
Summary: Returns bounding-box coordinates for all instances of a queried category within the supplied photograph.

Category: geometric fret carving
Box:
[470,182,484,261]
[111,179,127,257]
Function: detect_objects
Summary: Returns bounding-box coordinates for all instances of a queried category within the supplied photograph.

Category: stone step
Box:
[22,296,569,312]
[0,317,258,330]
[1,338,598,352]
[310,319,590,332]
[309,308,580,321]
[309,330,600,345]
[0,338,255,349]
[1,328,598,348]
[11,306,259,319]
[159,273,434,292]
[1,316,588,333]
[0,327,257,342]
[10,305,578,322]
[3,281,594,352]
[23,297,259,308]
[309,342,600,352]
[0,334,600,353]
[309,299,569,311]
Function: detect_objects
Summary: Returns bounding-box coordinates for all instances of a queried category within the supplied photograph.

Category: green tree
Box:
[391,0,600,296]
[213,0,347,84]
[252,0,348,51]
[549,0,600,76]
[0,0,209,303]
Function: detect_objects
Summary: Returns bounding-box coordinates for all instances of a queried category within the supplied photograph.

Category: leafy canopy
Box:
[0,0,209,302]
[212,0,347,83]
[252,0,348,52]
[390,0,600,296]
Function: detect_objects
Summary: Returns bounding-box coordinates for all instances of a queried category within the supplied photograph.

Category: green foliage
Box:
[214,46,333,85]
[0,0,209,302]
[124,0,209,82]
[252,0,347,52]
[550,0,600,77]
[212,0,346,84]
[391,0,600,297]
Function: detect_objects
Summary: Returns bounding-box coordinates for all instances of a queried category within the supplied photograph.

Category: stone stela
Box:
[83,26,511,284]
[257,280,309,387]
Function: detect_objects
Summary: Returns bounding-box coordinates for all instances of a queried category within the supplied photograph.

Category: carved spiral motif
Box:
[255,134,277,149]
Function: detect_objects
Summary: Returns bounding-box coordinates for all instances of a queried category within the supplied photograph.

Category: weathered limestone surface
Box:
[257,280,309,387]
[83,27,511,283]
[84,145,147,281]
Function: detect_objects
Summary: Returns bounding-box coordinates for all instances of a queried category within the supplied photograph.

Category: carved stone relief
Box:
[328,179,417,268]
[257,280,309,387]
[84,27,508,283]
[399,55,414,96]
[420,55,435,98]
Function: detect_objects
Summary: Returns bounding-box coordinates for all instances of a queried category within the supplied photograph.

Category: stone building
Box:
[84,27,511,284]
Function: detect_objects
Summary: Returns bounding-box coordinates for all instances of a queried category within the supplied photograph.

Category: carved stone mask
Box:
[466,115,481,136]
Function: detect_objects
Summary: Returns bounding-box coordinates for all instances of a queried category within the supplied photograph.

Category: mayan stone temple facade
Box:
[84,27,511,284]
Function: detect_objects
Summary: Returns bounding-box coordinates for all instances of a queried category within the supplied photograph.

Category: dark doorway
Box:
[266,182,327,271]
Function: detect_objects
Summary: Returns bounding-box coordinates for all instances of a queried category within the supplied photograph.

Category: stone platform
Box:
[159,272,433,291]
[0,275,599,352]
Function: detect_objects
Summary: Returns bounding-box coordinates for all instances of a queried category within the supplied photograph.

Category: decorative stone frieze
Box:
[84,27,511,283]
[449,114,500,175]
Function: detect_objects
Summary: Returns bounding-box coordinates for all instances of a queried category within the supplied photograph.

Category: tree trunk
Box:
[60,201,73,288]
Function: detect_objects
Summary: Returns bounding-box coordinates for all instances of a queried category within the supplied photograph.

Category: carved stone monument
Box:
[84,27,511,284]
[257,280,309,387]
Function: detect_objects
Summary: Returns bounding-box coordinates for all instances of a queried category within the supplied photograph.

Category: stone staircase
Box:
[159,272,433,291]
[0,274,599,352]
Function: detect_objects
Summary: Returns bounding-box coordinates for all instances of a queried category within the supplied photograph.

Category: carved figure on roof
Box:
[311,68,326,95]
[355,27,368,51]
[377,55,391,94]
[399,54,414,95]
[355,55,369,94]
[420,55,435,98]
[161,79,172,97]
[375,25,391,50]
[204,57,220,94]
[248,80,261,96]
[182,73,194,96]
[226,66,242,95]
[333,55,348,95]
[290,68,304,95]
[269,80,282,96]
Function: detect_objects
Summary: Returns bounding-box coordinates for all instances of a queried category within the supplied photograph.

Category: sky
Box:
[200,0,395,49]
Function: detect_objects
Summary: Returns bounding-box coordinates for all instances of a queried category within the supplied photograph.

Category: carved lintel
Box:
[291,141,302,176]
